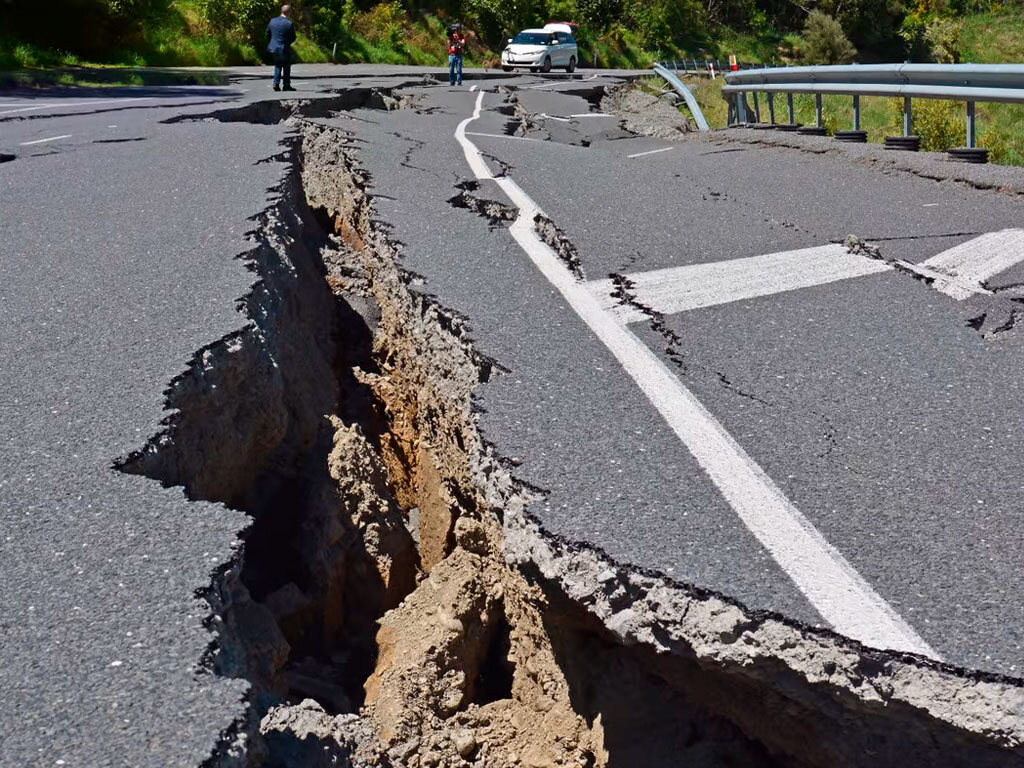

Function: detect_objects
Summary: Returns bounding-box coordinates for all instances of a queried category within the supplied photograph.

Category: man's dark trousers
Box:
[266,15,296,89]
[272,49,291,89]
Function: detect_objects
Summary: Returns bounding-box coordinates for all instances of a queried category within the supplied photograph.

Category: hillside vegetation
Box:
[4,0,1024,162]
[677,9,1024,165]
[4,0,1022,74]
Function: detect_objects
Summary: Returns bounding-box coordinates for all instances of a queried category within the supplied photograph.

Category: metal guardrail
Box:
[659,59,770,76]
[652,64,710,131]
[722,63,1024,150]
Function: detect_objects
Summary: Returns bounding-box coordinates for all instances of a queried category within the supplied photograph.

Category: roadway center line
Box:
[465,131,544,142]
[455,90,937,658]
[628,146,673,158]
[19,134,72,146]
[587,244,892,322]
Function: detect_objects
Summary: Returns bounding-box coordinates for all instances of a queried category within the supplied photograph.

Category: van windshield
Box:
[512,33,555,45]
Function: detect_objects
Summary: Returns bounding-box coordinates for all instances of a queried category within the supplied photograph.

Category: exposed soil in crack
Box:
[534,214,585,280]
[600,82,694,140]
[447,181,517,228]
[119,86,1024,768]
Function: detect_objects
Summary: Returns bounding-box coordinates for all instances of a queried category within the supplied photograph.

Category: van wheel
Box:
[502,66,512,72]
[566,56,576,73]
[541,56,552,73]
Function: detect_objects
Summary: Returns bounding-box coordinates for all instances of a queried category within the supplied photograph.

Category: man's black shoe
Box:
[272,84,280,91]
[282,86,296,91]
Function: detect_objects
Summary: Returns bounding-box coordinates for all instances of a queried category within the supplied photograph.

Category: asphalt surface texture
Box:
[3,63,1024,766]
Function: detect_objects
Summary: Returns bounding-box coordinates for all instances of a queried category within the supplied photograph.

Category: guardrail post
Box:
[853,94,861,130]
[787,93,795,124]
[768,93,776,125]
[753,92,761,122]
[903,96,912,137]
[737,92,747,123]
[815,94,823,129]
[966,101,976,148]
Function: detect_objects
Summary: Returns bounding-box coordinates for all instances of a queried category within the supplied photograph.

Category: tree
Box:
[800,9,857,64]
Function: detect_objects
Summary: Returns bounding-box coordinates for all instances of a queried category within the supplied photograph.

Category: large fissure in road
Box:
[121,90,1024,767]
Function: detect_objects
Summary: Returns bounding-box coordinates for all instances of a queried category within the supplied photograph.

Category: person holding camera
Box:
[447,23,467,86]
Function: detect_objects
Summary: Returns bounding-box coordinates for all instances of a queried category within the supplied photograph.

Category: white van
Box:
[501,26,579,73]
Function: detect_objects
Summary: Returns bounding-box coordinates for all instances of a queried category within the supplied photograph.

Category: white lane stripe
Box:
[456,90,937,658]
[470,85,478,92]
[896,229,1024,300]
[587,244,892,322]
[570,113,614,117]
[527,82,557,89]
[628,147,673,158]
[0,97,153,116]
[466,131,544,142]
[19,134,72,146]
[539,113,571,122]
[924,228,1024,283]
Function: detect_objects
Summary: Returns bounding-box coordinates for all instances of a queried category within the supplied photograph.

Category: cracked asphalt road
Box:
[337,81,1024,671]
[3,64,1024,766]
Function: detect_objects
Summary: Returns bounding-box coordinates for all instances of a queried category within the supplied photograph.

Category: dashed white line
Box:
[627,147,673,158]
[19,134,72,146]
[455,90,937,658]
[587,244,892,322]
[0,97,153,116]
[899,229,1024,300]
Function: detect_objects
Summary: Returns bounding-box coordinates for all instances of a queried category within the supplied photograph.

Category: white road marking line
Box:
[539,113,571,122]
[465,131,544,142]
[527,82,558,89]
[570,113,614,117]
[922,203,940,207]
[898,229,1024,300]
[628,147,673,158]
[470,85,478,92]
[587,245,892,323]
[19,134,72,146]
[0,97,153,116]
[456,90,937,658]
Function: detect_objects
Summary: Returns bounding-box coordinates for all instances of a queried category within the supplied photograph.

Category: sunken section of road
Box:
[106,83,1024,767]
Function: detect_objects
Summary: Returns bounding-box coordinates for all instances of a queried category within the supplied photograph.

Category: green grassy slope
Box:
[675,12,1024,167]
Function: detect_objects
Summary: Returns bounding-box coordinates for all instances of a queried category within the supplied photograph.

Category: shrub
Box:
[885,97,965,150]
[800,10,857,64]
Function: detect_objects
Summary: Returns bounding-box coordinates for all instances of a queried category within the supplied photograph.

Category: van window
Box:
[513,32,556,45]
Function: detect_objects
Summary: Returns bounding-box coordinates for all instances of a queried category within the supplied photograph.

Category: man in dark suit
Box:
[266,5,297,92]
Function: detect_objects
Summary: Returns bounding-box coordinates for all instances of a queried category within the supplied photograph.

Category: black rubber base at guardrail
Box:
[834,130,868,143]
[797,126,828,136]
[947,146,989,164]
[773,123,802,132]
[884,135,921,151]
